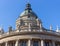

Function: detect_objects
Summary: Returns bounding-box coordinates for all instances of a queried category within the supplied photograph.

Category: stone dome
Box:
[16,3,42,30]
[20,3,38,18]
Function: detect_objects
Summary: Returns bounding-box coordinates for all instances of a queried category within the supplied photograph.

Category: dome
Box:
[16,3,43,31]
[20,3,37,18]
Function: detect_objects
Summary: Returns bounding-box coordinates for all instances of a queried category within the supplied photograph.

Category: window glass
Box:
[33,41,38,46]
[45,42,49,46]
[20,41,27,46]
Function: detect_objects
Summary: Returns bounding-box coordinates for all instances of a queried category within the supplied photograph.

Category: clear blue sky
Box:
[0,0,60,32]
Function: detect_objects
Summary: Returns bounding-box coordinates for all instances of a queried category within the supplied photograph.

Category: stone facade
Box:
[0,3,60,46]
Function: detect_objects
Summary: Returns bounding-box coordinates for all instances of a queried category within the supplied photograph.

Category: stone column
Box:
[41,40,44,46]
[15,40,19,46]
[39,41,41,46]
[5,42,8,46]
[28,39,31,46]
[52,41,55,46]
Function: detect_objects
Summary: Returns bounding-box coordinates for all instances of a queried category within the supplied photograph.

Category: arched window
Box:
[20,40,27,46]
[33,41,38,46]
[45,41,49,46]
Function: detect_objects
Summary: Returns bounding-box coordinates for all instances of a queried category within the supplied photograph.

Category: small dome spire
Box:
[25,3,32,11]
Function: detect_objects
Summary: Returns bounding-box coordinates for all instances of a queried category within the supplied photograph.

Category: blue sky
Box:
[0,0,60,32]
